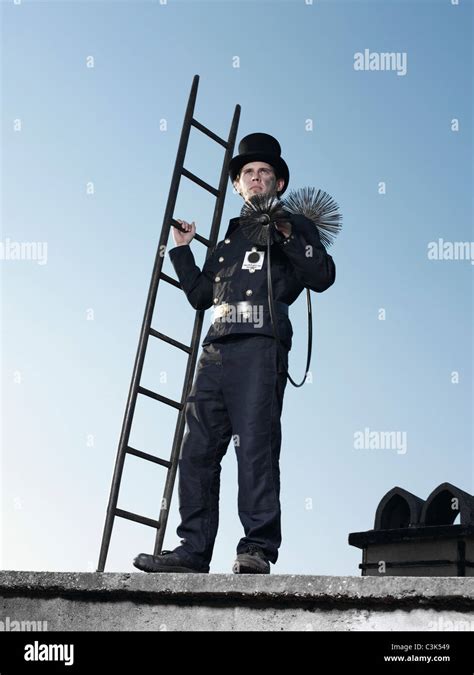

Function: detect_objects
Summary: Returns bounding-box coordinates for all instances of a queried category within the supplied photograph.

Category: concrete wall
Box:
[1,572,473,631]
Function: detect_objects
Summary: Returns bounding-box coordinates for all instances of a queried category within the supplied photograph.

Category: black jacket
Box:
[168,213,336,350]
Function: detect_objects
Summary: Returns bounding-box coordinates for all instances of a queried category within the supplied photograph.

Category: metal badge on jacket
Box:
[241,247,265,272]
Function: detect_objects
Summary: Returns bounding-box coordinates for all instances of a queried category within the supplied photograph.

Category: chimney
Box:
[348,483,474,576]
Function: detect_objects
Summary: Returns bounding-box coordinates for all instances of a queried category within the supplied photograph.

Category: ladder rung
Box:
[149,329,192,354]
[115,508,160,529]
[193,232,211,247]
[138,385,183,410]
[181,168,219,197]
[126,445,172,468]
[191,118,228,148]
[160,271,181,289]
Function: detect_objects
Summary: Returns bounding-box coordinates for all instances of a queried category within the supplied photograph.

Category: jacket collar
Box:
[224,216,241,238]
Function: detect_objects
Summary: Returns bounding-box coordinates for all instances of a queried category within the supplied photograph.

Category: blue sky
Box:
[1,0,472,576]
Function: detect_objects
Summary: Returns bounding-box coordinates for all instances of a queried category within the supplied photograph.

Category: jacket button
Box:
[215,276,220,282]
[224,238,231,244]
[245,289,253,297]
[214,298,219,304]
[218,256,224,262]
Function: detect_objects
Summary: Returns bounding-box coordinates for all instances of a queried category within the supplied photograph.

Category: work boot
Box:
[133,550,209,574]
[232,544,270,574]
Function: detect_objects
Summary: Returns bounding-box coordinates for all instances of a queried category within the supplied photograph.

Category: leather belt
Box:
[212,300,289,323]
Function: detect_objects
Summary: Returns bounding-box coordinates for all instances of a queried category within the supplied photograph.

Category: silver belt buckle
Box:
[213,302,230,322]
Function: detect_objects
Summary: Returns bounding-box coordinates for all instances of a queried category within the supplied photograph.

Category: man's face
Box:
[233,161,285,202]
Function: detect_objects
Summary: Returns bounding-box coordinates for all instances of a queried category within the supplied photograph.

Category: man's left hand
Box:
[274,220,292,239]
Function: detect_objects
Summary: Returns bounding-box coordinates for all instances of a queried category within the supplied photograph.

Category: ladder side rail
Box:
[97,75,201,572]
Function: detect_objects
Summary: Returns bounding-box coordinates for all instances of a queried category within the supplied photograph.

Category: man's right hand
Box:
[173,219,196,246]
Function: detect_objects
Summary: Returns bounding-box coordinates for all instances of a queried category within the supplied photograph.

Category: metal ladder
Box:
[97,74,241,571]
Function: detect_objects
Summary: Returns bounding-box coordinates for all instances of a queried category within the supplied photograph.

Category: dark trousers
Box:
[173,334,289,569]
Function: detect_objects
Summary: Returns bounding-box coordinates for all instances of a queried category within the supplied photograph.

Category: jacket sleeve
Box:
[274,214,336,292]
[168,244,216,310]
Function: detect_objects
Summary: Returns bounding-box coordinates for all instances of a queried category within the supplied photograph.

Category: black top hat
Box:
[229,133,290,197]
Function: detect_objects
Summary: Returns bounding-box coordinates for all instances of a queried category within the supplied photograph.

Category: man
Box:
[133,133,336,574]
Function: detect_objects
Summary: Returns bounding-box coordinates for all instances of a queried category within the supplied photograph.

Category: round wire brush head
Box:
[281,186,343,248]
[239,193,291,246]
